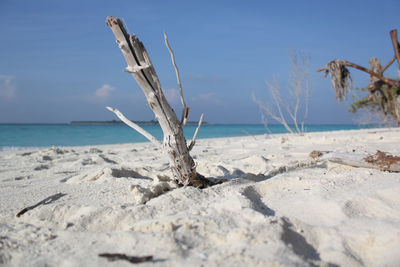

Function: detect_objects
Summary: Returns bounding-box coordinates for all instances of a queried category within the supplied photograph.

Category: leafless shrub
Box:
[252,51,311,135]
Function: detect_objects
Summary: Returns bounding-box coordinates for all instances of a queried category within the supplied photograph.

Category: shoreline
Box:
[0,126,396,152]
[1,127,400,266]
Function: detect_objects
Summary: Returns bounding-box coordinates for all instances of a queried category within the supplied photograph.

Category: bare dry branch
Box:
[302,56,310,132]
[188,113,204,151]
[106,107,162,147]
[164,32,189,127]
[382,56,396,73]
[390,29,400,76]
[268,78,294,131]
[252,89,294,135]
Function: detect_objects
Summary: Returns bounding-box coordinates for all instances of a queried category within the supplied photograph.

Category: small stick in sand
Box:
[99,253,153,264]
[16,193,67,217]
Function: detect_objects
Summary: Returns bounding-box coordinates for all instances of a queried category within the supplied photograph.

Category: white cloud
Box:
[94,84,115,99]
[0,75,17,101]
[164,88,179,104]
[195,92,224,106]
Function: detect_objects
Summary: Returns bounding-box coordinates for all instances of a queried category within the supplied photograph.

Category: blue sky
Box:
[0,0,399,124]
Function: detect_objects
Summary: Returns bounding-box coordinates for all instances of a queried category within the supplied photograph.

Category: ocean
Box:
[0,123,378,151]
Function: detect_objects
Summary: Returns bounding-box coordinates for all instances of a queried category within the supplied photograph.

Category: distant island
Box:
[70,120,208,125]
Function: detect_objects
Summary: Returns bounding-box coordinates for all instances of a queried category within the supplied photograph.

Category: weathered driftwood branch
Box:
[390,30,400,75]
[106,107,161,147]
[163,32,189,127]
[188,113,204,151]
[106,16,213,187]
[316,60,399,88]
[310,150,400,172]
[383,56,396,73]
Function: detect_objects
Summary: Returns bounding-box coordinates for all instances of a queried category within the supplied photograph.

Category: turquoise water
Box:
[0,123,378,151]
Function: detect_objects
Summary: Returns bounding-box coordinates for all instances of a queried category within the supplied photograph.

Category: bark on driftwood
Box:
[310,150,400,172]
[106,16,215,188]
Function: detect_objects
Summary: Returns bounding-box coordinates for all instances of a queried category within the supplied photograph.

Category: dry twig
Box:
[99,253,153,264]
[164,32,189,126]
[16,193,67,217]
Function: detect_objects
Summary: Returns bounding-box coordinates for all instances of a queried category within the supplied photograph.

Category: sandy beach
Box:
[1,128,400,266]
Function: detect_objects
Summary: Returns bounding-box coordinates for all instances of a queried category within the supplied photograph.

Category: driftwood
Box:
[310,150,400,172]
[316,29,400,124]
[106,16,214,187]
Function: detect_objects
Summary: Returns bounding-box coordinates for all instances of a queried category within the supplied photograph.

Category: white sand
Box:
[1,128,400,266]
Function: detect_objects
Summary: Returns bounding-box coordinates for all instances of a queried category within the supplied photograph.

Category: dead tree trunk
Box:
[106,16,213,188]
